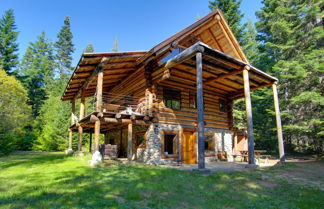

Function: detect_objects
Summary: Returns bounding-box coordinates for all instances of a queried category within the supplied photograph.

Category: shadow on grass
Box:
[0,153,323,208]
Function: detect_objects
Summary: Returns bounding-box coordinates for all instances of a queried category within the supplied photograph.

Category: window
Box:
[135,132,146,148]
[189,91,196,108]
[164,88,181,110]
[162,131,179,158]
[204,135,215,155]
[219,99,226,112]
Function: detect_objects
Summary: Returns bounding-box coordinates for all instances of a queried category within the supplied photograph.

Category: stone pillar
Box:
[243,66,255,165]
[272,82,285,163]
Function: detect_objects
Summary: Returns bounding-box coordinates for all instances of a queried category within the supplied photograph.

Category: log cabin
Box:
[61,9,285,168]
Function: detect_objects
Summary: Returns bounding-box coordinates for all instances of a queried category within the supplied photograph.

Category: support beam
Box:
[94,120,100,152]
[77,126,83,153]
[196,52,206,170]
[89,133,92,153]
[272,83,285,163]
[66,100,75,155]
[243,66,255,165]
[127,123,133,162]
[96,68,103,112]
[80,88,86,119]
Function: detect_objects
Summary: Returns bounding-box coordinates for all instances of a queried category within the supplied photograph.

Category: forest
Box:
[0,0,323,156]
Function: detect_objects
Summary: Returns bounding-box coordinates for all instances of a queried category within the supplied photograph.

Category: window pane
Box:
[204,136,214,154]
[172,100,180,110]
[219,99,226,112]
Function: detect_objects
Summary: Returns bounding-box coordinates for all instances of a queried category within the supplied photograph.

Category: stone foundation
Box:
[136,123,234,165]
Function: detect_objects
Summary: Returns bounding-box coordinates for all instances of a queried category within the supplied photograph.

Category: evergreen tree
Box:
[0,9,19,75]
[112,38,118,52]
[83,42,94,53]
[54,16,74,76]
[0,68,31,155]
[256,0,324,153]
[19,31,55,118]
[209,0,245,42]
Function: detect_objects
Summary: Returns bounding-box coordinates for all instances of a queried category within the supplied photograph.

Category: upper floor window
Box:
[164,88,181,110]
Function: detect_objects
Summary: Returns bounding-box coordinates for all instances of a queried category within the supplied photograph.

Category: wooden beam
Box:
[165,43,204,69]
[96,69,103,112]
[205,68,243,85]
[80,89,86,119]
[94,120,100,152]
[101,118,148,126]
[127,123,133,162]
[74,57,109,99]
[243,67,255,165]
[77,126,83,152]
[196,52,205,170]
[272,83,285,163]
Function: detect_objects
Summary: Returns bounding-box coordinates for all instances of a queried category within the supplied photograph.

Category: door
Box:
[182,132,197,164]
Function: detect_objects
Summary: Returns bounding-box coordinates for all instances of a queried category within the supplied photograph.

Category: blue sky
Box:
[0,0,263,66]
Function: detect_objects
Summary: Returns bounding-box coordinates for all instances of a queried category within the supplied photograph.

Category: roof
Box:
[61,51,147,101]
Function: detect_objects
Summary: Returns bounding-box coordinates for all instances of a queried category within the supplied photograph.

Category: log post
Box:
[196,51,206,170]
[233,131,238,154]
[89,133,92,153]
[77,126,83,153]
[80,88,86,119]
[96,69,103,112]
[272,82,285,163]
[66,100,75,155]
[243,66,255,165]
[94,120,100,152]
[127,123,133,162]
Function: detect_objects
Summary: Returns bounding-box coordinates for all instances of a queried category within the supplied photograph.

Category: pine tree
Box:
[208,0,245,42]
[112,38,118,52]
[83,42,94,53]
[19,31,55,118]
[0,9,19,75]
[54,16,74,76]
[256,0,324,153]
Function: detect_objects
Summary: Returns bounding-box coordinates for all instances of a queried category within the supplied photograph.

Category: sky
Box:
[0,0,263,66]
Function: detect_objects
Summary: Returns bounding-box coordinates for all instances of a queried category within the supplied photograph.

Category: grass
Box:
[0,153,323,209]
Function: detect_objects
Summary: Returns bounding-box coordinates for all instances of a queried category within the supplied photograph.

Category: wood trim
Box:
[161,130,180,159]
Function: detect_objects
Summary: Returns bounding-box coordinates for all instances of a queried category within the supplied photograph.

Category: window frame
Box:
[204,133,216,157]
[189,91,197,109]
[135,131,146,149]
[161,130,179,159]
[163,87,181,110]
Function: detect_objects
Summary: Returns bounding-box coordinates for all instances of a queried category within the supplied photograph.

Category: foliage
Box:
[112,38,118,52]
[0,152,323,208]
[0,9,19,75]
[54,16,75,75]
[255,0,324,153]
[18,31,55,118]
[208,0,245,42]
[0,69,31,155]
[83,42,94,53]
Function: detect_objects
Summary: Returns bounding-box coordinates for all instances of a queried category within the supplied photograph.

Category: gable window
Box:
[204,135,215,156]
[219,99,226,112]
[164,88,181,110]
[189,91,196,108]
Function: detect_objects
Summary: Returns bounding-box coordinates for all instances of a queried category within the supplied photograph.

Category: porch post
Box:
[90,68,104,166]
[96,69,103,112]
[66,99,75,155]
[77,126,83,154]
[77,89,86,155]
[89,132,93,153]
[272,82,285,163]
[127,123,133,162]
[196,51,206,170]
[242,66,255,165]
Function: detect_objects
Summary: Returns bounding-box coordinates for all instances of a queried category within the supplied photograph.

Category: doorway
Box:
[182,131,197,164]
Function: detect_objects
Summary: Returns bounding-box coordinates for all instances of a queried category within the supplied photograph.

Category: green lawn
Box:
[0,153,323,209]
